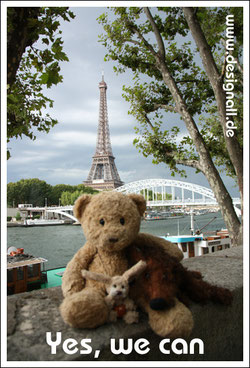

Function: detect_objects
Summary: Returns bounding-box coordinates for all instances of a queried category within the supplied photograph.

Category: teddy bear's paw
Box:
[109,310,118,322]
[124,298,136,311]
[105,295,115,308]
[60,289,109,329]
[146,298,194,338]
[123,310,139,324]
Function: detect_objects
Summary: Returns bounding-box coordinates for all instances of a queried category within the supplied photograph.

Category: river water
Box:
[7,212,225,270]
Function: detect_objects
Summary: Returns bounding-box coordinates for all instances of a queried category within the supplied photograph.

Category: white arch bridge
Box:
[115,179,241,216]
[40,179,241,221]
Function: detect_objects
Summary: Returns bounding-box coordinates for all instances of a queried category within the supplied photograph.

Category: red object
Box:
[113,304,126,318]
[17,248,24,254]
[10,251,17,256]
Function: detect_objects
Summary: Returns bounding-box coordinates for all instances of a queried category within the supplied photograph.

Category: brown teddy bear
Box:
[60,191,193,338]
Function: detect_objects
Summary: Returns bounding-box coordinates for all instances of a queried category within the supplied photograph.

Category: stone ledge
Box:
[7,246,243,362]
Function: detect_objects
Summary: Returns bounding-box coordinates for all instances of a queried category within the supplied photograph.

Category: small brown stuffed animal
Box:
[82,260,147,324]
[127,243,233,315]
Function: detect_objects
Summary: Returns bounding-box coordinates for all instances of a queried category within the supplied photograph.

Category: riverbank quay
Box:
[7,221,23,227]
[6,246,244,362]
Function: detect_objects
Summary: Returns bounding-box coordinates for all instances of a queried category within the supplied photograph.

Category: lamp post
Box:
[45,198,48,219]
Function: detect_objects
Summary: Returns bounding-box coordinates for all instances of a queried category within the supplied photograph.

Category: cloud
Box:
[39,167,90,182]
[7,149,61,165]
[54,105,99,125]
[49,131,97,148]
[41,130,136,149]
[118,170,137,183]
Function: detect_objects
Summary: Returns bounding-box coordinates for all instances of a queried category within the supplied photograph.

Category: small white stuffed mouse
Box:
[82,260,147,324]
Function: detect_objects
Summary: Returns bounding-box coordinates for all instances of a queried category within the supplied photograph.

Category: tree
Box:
[60,187,98,206]
[7,178,52,206]
[60,191,72,206]
[7,7,75,159]
[7,179,98,207]
[50,184,78,205]
[140,189,172,201]
[98,7,243,246]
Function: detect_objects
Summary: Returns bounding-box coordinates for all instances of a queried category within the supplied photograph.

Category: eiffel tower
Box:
[84,74,124,190]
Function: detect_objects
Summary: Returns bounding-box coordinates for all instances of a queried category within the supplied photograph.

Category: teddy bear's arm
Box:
[136,233,183,261]
[105,294,115,308]
[61,242,96,297]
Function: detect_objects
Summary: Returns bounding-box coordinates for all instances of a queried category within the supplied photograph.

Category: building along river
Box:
[7,212,226,271]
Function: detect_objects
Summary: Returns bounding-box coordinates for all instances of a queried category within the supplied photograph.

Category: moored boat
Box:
[24,218,66,226]
[7,246,66,295]
[162,229,231,259]
[7,247,48,295]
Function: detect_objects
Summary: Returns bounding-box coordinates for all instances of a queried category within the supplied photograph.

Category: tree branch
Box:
[220,49,227,80]
[175,158,203,171]
[143,7,166,60]
[124,17,157,57]
[7,7,41,86]
[143,112,155,130]
[152,104,177,113]
[175,79,207,84]
[142,112,202,171]
[183,7,243,197]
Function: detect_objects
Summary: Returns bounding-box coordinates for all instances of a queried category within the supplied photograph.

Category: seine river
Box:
[7,212,226,270]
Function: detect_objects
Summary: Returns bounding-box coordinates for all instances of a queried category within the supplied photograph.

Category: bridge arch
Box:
[46,209,78,223]
[115,179,215,202]
[115,179,241,216]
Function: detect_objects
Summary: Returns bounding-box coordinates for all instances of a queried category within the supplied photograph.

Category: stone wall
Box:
[7,246,243,362]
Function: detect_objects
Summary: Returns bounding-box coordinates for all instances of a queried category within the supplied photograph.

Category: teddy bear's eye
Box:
[113,284,117,288]
[120,217,125,225]
[99,218,105,226]
[145,272,151,280]
[122,285,125,289]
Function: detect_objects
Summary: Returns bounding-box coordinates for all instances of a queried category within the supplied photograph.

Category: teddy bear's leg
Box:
[123,310,139,324]
[60,288,109,329]
[143,298,194,338]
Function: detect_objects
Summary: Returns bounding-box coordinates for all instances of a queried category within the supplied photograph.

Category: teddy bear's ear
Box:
[128,194,146,216]
[73,194,92,221]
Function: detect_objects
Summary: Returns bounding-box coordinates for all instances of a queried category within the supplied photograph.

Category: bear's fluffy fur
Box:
[60,191,193,337]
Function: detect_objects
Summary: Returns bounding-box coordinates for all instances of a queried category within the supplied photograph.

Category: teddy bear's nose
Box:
[150,298,172,310]
[109,237,119,243]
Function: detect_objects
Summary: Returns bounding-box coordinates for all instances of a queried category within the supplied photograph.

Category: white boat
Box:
[161,230,231,259]
[161,210,231,258]
[24,219,65,226]
[144,211,185,221]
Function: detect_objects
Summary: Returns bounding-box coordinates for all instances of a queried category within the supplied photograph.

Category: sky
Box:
[5,5,243,197]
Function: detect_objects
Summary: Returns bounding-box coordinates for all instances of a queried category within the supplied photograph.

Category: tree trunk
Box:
[7,7,40,87]
[182,7,243,210]
[143,7,242,245]
[157,62,242,245]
